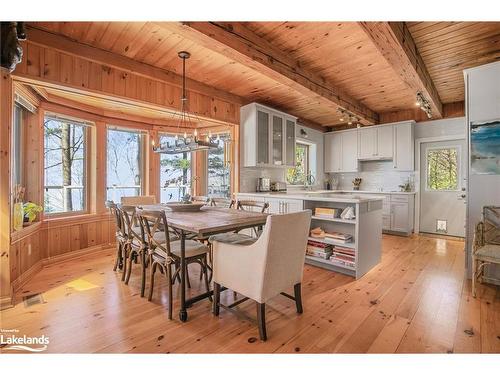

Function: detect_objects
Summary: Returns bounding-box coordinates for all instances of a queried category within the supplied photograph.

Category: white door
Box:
[419,139,467,237]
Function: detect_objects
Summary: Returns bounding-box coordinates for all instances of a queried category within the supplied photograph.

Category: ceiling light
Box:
[415,91,432,119]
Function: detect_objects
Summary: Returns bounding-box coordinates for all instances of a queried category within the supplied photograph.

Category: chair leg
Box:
[472,257,477,298]
[166,264,173,320]
[294,283,303,314]
[256,302,267,341]
[148,262,157,301]
[213,282,221,316]
[113,242,121,271]
[121,246,128,281]
[125,251,134,285]
[140,251,147,298]
[202,256,212,302]
[186,264,192,289]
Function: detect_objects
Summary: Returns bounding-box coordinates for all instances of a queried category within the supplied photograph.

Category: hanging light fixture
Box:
[152,51,219,154]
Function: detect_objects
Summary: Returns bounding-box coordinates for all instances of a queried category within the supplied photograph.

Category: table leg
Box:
[179,230,188,322]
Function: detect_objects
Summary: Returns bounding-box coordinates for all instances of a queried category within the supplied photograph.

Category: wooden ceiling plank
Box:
[359,21,443,118]
[25,25,244,106]
[158,22,379,125]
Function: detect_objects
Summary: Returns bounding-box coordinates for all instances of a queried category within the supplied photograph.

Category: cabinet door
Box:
[393,123,414,171]
[272,114,284,165]
[341,131,358,172]
[257,110,270,165]
[390,202,409,232]
[358,127,376,159]
[285,119,296,166]
[376,125,393,159]
[266,198,281,214]
[324,133,341,172]
[284,199,303,213]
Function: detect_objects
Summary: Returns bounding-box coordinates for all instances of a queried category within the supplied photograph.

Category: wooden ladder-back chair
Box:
[472,206,500,297]
[106,201,127,274]
[121,195,157,205]
[191,196,209,204]
[210,197,235,209]
[137,209,211,319]
[119,204,149,297]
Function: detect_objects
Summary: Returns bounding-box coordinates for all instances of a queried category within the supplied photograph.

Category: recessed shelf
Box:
[308,236,356,249]
[311,215,356,224]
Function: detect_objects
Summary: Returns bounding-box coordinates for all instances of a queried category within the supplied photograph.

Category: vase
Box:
[13,202,24,231]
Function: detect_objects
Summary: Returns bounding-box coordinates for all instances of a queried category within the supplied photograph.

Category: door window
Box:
[426,147,459,191]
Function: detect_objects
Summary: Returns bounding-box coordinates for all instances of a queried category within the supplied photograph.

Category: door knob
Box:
[460,194,466,198]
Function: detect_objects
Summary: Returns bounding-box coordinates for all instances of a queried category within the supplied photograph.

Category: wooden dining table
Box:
[142,205,268,322]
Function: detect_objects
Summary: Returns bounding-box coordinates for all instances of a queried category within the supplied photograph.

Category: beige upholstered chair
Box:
[472,206,500,297]
[121,195,157,205]
[212,210,311,341]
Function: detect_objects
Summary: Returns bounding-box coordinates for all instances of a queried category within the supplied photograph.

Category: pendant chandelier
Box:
[152,51,219,154]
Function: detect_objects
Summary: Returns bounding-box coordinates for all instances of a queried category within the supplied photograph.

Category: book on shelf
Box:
[324,231,352,242]
[306,250,332,259]
[314,207,342,218]
[329,257,355,269]
[331,253,355,262]
[333,246,355,257]
[307,239,331,248]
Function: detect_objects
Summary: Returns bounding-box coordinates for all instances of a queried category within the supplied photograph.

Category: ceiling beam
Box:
[159,22,379,125]
[24,25,244,106]
[359,22,443,118]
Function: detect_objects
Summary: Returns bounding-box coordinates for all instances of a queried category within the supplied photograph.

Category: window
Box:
[159,134,191,202]
[286,142,309,185]
[44,115,87,214]
[106,128,144,203]
[426,147,459,191]
[12,103,25,187]
[208,133,231,198]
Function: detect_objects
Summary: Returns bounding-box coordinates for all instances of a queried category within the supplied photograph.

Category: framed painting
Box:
[470,120,500,175]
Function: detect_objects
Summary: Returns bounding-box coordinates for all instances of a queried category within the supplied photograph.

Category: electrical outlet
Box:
[28,244,32,256]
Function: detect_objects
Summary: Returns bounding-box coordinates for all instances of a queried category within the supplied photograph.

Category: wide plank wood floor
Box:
[1,234,498,353]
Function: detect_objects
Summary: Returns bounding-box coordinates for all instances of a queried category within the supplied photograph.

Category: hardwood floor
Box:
[1,234,498,353]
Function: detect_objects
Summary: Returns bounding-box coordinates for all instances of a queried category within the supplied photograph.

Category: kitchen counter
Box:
[237,191,385,204]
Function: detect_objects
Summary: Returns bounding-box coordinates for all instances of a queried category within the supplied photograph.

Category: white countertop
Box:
[237,191,385,204]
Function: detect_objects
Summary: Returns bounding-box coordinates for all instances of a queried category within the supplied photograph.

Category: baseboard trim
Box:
[10,243,115,294]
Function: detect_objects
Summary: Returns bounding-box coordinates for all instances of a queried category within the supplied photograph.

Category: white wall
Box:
[465,61,500,279]
[239,123,325,193]
[415,117,466,139]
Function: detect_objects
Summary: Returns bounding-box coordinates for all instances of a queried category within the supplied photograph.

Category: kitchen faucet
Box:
[304,173,316,191]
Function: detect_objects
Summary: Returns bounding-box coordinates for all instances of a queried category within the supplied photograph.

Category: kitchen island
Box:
[237,191,383,279]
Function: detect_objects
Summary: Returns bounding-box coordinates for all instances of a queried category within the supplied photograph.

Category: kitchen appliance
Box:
[256,177,271,192]
[270,181,287,192]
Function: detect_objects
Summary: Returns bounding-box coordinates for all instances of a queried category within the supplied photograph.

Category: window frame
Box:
[287,141,311,186]
[43,112,91,217]
[12,103,25,189]
[425,145,461,192]
[206,131,232,198]
[158,132,193,203]
[105,125,147,203]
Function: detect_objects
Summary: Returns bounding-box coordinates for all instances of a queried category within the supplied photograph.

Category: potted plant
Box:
[23,202,43,224]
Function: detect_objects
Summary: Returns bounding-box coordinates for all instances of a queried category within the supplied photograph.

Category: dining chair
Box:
[210,197,235,208]
[119,205,149,297]
[212,210,311,341]
[121,195,157,205]
[106,201,127,275]
[191,196,210,204]
[137,209,211,319]
[472,206,500,297]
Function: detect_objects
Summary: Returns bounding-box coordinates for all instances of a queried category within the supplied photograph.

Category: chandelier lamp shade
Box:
[151,51,221,154]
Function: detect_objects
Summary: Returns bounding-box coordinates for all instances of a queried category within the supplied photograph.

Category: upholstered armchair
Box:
[211,210,311,341]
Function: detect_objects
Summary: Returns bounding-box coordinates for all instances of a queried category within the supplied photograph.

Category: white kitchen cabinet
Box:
[324,130,358,173]
[241,103,297,167]
[390,202,409,233]
[358,125,393,160]
[237,195,303,215]
[393,121,414,171]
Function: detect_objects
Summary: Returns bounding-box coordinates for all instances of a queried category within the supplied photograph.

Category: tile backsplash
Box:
[239,167,288,193]
[330,160,415,192]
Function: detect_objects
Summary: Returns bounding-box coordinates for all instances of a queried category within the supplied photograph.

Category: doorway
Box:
[419,139,467,237]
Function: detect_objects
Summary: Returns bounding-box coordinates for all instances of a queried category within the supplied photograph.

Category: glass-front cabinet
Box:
[241,103,297,167]
[272,114,284,165]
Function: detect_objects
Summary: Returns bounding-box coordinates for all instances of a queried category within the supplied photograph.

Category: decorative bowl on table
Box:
[164,201,206,212]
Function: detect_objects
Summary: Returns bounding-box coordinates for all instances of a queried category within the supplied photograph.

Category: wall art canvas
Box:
[471,120,500,174]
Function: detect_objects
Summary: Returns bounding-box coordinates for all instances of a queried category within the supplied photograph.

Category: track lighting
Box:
[416,91,432,118]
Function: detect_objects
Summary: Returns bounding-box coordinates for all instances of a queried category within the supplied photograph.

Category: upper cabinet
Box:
[241,103,297,167]
[324,130,358,173]
[358,125,393,160]
[393,121,414,171]
[325,120,415,174]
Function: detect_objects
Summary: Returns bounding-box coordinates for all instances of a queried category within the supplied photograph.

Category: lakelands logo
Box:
[0,329,49,352]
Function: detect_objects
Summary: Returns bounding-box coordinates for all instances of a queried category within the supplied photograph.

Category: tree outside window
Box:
[208,133,231,198]
[286,142,309,185]
[44,116,86,213]
[106,128,143,202]
[426,147,459,191]
[159,134,191,202]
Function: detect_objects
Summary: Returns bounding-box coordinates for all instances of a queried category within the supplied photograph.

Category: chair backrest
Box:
[484,206,500,245]
[106,200,127,239]
[237,200,269,213]
[121,195,156,206]
[136,209,172,258]
[254,210,311,301]
[119,204,145,246]
[191,196,209,204]
[210,197,235,209]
